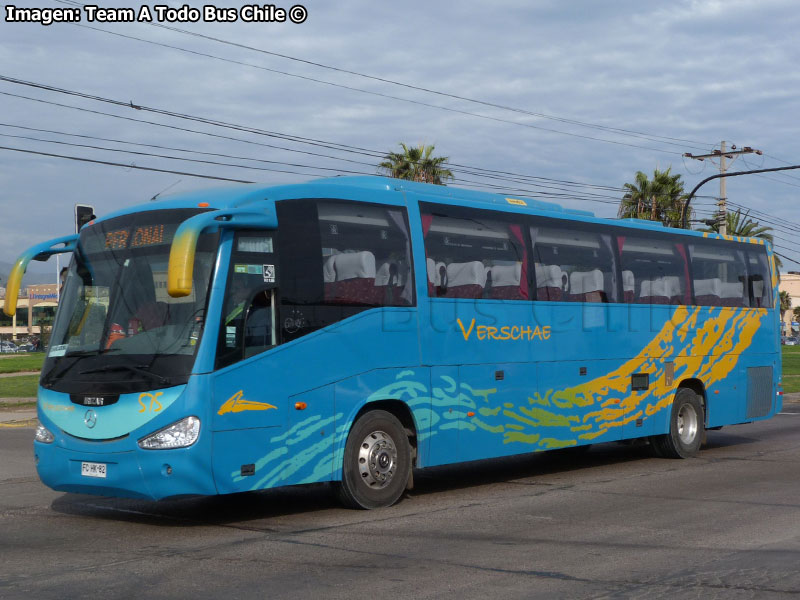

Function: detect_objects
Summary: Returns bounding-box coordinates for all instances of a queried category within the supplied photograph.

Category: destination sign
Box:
[104,225,165,250]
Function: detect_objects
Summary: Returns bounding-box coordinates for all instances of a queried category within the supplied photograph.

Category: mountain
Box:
[0,259,60,288]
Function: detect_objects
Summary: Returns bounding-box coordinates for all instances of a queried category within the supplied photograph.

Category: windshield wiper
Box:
[41,348,120,383]
[79,364,169,385]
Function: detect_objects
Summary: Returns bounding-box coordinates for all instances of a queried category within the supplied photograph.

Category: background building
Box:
[0,284,59,341]
[780,272,800,336]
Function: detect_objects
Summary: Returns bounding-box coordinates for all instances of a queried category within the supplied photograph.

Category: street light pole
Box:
[682,164,800,230]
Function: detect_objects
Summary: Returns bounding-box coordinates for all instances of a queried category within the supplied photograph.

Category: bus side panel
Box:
[455,363,542,461]
[425,366,460,467]
[211,309,419,493]
[330,367,432,479]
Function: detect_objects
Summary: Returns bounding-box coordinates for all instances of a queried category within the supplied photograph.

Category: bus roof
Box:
[91,176,769,247]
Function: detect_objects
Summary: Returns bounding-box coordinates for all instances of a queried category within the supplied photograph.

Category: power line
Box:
[0,128,374,178]
[725,199,800,230]
[4,130,627,207]
[0,145,255,183]
[0,90,631,197]
[0,90,378,167]
[0,74,385,158]
[53,0,712,152]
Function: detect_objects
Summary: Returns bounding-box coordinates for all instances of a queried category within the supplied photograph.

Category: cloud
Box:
[0,0,798,269]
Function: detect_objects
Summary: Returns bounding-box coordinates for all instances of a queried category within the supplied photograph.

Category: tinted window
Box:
[276,199,414,344]
[618,236,689,305]
[689,241,754,307]
[216,232,278,369]
[319,202,413,306]
[531,222,617,303]
[746,246,773,308]
[421,204,529,300]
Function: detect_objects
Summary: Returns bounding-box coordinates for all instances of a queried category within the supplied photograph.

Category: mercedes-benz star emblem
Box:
[84,409,97,429]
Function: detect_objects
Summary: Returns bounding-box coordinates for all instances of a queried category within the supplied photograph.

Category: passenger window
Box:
[531,224,617,303]
[618,236,689,305]
[688,242,750,307]
[746,247,773,308]
[276,200,414,345]
[319,202,413,307]
[421,205,529,300]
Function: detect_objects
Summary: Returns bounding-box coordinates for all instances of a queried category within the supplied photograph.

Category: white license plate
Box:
[81,462,107,479]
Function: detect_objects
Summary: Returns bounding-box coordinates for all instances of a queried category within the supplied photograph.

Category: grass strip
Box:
[0,375,39,398]
[0,353,46,374]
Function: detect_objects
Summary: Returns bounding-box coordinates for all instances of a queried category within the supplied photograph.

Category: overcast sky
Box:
[2,0,799,284]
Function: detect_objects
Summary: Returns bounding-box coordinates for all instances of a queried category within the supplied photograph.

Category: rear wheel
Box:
[651,388,704,458]
[337,410,411,509]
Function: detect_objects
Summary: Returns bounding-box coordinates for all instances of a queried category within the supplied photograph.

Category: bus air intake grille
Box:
[746,366,773,419]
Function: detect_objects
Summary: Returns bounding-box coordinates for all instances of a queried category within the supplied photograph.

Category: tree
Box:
[794,306,800,322]
[700,208,782,270]
[618,167,689,228]
[379,143,454,185]
[780,291,792,324]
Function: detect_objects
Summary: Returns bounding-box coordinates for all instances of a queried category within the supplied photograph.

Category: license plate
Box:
[81,462,107,479]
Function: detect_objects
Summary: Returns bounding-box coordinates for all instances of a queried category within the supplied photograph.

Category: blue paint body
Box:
[31,177,781,500]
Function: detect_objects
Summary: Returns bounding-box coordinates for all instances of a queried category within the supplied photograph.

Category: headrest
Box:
[622,270,635,291]
[323,255,337,283]
[376,262,402,286]
[694,278,721,297]
[446,261,487,288]
[489,263,521,287]
[427,258,445,286]
[720,281,743,299]
[535,264,563,288]
[661,276,682,298]
[569,270,603,295]
[333,251,376,281]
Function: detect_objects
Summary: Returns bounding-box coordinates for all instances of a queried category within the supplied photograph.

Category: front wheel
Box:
[337,410,411,509]
[651,388,704,458]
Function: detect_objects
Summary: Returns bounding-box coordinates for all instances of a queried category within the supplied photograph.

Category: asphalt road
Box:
[2,407,800,599]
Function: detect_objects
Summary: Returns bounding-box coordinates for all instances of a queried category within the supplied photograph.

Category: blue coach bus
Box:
[3,176,781,508]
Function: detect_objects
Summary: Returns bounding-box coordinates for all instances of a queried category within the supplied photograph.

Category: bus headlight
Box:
[35,424,55,444]
[138,416,200,450]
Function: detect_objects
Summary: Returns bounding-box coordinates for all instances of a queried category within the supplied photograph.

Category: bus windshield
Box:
[41,208,217,395]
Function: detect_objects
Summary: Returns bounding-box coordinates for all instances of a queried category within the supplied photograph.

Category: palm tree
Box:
[618,167,688,228]
[379,143,454,185]
[780,291,792,324]
[700,208,782,270]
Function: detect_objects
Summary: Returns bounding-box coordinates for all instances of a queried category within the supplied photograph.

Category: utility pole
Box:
[684,142,761,235]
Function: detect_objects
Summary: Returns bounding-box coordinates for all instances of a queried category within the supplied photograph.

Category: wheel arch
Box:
[677,378,707,425]
[351,399,419,466]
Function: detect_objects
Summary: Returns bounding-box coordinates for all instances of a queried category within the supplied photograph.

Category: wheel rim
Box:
[357,430,398,489]
[676,402,698,445]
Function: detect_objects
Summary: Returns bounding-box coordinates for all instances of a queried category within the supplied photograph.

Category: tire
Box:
[336,410,411,510]
[651,388,705,459]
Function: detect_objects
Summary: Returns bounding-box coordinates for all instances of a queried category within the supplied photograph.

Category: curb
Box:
[0,371,40,378]
[0,397,38,405]
[0,419,38,428]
